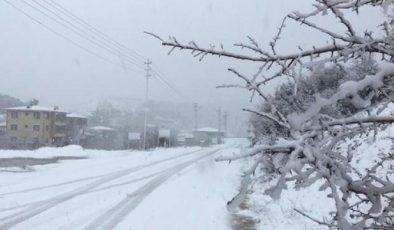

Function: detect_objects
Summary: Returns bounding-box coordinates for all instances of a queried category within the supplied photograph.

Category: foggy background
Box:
[0,0,383,135]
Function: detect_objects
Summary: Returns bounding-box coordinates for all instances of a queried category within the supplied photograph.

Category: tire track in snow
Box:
[0,147,210,229]
[0,175,101,197]
[83,147,224,230]
[0,171,161,213]
[0,148,204,197]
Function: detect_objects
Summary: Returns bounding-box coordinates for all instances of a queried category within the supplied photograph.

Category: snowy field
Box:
[0,139,246,230]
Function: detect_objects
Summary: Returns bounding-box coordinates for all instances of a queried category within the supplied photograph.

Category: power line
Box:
[42,0,184,97]
[45,0,185,98]
[21,0,145,72]
[5,0,185,98]
[152,69,184,97]
[45,0,146,62]
[2,0,125,70]
[40,0,145,67]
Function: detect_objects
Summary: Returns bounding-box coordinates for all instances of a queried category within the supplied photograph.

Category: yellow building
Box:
[5,106,67,149]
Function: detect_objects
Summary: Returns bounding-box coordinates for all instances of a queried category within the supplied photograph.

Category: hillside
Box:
[0,94,24,110]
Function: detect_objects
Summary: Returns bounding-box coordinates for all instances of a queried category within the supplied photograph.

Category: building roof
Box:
[128,132,140,140]
[66,113,88,119]
[0,122,6,127]
[178,131,194,138]
[6,105,67,113]
[158,128,171,138]
[194,127,224,133]
[89,126,115,131]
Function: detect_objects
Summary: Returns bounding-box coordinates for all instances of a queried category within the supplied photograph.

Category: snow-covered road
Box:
[0,139,245,230]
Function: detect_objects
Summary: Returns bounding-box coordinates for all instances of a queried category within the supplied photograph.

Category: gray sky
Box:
[0,0,383,114]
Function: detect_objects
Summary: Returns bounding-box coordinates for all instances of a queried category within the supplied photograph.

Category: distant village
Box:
[0,102,226,150]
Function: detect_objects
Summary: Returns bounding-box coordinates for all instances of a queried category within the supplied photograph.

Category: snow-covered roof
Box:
[89,126,115,131]
[6,106,67,113]
[194,127,224,133]
[66,113,88,119]
[0,122,6,127]
[128,132,140,140]
[178,131,193,138]
[158,128,171,138]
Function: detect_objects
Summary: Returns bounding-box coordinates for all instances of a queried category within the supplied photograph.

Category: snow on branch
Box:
[243,108,291,130]
[216,141,295,162]
[149,1,394,228]
[288,62,394,130]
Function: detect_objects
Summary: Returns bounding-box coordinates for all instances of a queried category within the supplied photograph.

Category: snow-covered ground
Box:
[0,139,246,230]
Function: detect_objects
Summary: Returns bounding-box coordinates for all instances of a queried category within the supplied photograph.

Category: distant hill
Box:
[0,94,24,110]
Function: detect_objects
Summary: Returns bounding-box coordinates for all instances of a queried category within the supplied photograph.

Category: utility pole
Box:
[143,59,152,150]
[193,102,199,130]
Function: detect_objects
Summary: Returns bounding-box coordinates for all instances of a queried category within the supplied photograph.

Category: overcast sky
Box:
[0,0,384,114]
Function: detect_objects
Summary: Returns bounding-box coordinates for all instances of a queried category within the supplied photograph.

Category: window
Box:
[11,111,18,119]
[46,125,49,131]
[33,112,41,119]
[25,112,29,116]
[33,137,39,143]
[10,136,17,142]
[46,112,50,119]
[25,125,28,128]
[33,125,40,132]
[10,124,17,131]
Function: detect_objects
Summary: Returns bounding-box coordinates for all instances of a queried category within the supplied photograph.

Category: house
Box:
[127,132,141,149]
[143,124,159,149]
[66,113,88,145]
[0,122,6,136]
[158,128,171,147]
[84,126,117,150]
[193,127,225,146]
[177,131,194,146]
[5,105,68,149]
[0,122,6,149]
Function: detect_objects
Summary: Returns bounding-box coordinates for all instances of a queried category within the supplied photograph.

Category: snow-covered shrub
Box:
[152,0,394,229]
[251,58,379,141]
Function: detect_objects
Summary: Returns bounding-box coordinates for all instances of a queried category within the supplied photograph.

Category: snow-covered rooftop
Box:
[89,126,115,131]
[0,122,6,127]
[178,131,194,138]
[158,128,171,138]
[6,106,67,113]
[128,132,140,140]
[66,113,88,119]
[194,127,224,133]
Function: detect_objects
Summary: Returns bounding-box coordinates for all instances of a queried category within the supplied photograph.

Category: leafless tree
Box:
[148,1,394,229]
